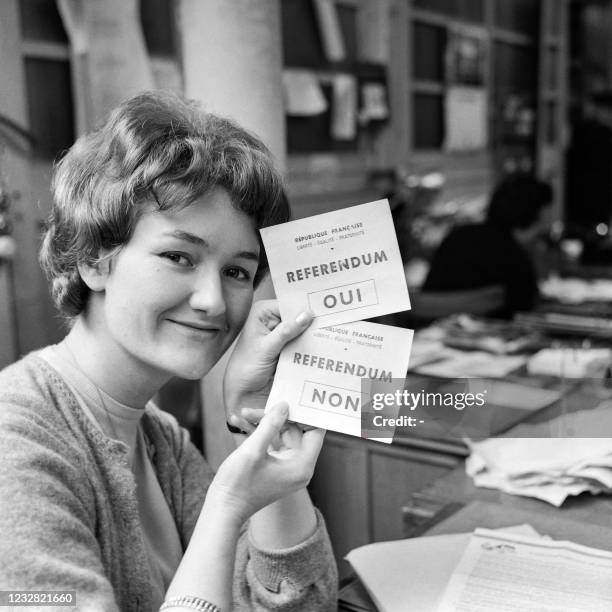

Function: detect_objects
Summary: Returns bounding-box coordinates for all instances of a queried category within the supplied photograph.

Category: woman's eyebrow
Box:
[165,229,208,247]
[234,250,260,262]
[164,230,259,260]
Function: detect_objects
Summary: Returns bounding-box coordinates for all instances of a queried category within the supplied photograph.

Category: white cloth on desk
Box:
[466,402,612,506]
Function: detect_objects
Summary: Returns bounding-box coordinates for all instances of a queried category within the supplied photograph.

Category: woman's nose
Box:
[189,273,227,317]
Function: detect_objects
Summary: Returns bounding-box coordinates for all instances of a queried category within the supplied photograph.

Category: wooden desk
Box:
[321,373,612,580]
[409,376,612,534]
[419,459,612,532]
[331,311,612,608]
[339,449,612,611]
[338,496,612,611]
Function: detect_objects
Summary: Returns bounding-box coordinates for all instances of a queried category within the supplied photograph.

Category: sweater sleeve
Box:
[232,509,338,611]
[0,402,119,612]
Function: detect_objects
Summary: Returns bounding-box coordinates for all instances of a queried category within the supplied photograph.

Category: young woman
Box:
[0,91,337,611]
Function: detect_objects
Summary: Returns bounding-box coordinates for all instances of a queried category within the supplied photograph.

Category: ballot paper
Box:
[265,321,413,441]
[436,528,612,611]
[260,199,411,328]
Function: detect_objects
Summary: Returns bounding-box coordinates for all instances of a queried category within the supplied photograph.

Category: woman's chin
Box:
[180,367,212,381]
[153,344,224,380]
[168,361,214,381]
[175,359,218,380]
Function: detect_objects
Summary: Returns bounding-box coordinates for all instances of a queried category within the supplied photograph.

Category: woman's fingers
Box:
[228,413,256,435]
[238,400,324,461]
[259,310,314,360]
[242,402,289,455]
[299,428,326,463]
[270,427,325,485]
[240,407,265,424]
[280,423,302,447]
[254,300,282,331]
[241,408,319,440]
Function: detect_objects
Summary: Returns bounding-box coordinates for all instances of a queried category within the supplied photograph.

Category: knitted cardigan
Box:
[0,353,337,611]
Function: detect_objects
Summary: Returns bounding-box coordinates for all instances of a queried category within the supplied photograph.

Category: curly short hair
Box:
[40,90,289,317]
[486,174,553,230]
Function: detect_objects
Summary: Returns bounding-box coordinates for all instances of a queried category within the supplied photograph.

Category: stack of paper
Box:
[540,275,612,303]
[466,403,612,506]
[346,524,540,612]
[436,527,612,611]
[346,522,612,611]
[527,347,611,378]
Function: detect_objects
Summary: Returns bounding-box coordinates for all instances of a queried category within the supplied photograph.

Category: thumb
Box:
[260,311,314,360]
[242,402,289,455]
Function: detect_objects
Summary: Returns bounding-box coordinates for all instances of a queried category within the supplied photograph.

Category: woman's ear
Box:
[77,257,112,292]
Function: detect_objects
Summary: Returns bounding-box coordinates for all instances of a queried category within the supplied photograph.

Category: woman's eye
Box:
[160,252,193,267]
[224,266,252,282]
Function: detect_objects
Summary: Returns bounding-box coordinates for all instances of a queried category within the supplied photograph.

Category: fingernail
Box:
[277,403,289,416]
[295,310,314,325]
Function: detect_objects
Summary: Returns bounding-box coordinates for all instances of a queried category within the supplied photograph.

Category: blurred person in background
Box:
[0,91,337,612]
[422,174,554,318]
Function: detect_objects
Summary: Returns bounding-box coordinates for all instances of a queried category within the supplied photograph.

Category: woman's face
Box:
[95,187,259,382]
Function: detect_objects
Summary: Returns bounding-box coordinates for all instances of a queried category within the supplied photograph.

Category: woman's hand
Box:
[208,402,325,525]
[223,300,313,432]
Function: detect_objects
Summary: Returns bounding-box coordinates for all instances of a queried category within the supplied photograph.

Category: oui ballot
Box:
[308,279,377,316]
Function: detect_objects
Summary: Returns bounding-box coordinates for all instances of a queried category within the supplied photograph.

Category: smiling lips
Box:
[168,319,226,334]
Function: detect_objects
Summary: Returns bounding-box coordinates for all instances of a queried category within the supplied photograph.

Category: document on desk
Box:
[260,199,411,327]
[265,321,413,440]
[345,524,541,612]
[436,528,612,611]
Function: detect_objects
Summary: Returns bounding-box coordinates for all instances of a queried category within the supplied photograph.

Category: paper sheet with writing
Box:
[265,321,413,441]
[436,528,612,611]
[345,525,541,612]
[260,199,410,327]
